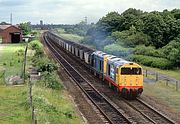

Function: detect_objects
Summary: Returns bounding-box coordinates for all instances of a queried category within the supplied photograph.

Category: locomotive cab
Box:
[119,63,143,99]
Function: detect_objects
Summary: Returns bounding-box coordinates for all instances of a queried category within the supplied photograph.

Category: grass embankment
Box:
[57,29,83,42]
[0,40,84,124]
[144,81,180,112]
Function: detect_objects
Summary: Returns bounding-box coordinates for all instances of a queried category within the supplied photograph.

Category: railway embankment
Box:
[0,38,84,124]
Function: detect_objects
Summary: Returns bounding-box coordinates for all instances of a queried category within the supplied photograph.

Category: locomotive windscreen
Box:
[121,68,141,75]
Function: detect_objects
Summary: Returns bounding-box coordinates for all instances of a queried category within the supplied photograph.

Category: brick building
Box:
[0,25,22,43]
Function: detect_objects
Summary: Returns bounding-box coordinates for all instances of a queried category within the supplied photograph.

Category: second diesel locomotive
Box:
[46,31,143,99]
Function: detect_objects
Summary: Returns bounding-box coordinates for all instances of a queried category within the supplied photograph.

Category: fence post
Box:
[156,73,158,81]
[176,81,178,91]
[166,79,169,86]
[145,69,147,77]
[3,69,6,85]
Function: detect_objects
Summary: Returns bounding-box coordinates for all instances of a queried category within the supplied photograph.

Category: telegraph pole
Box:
[10,13,12,25]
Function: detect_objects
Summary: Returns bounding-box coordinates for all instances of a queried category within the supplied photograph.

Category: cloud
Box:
[0,0,179,24]
[0,0,30,6]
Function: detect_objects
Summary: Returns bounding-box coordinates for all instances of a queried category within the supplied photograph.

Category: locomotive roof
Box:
[113,59,131,67]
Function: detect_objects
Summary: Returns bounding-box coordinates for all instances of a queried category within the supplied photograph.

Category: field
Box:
[0,43,84,124]
[0,44,25,78]
[143,80,180,112]
[57,29,83,42]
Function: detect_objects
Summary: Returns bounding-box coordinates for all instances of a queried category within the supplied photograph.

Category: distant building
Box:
[40,20,43,25]
[0,25,22,43]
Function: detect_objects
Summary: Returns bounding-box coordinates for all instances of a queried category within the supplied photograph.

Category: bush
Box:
[133,45,164,58]
[104,43,133,57]
[29,40,43,50]
[128,55,173,69]
[42,72,63,90]
[33,57,57,73]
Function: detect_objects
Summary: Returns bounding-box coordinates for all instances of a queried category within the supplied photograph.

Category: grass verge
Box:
[0,39,84,124]
[143,66,180,81]
[0,44,25,78]
[144,80,180,112]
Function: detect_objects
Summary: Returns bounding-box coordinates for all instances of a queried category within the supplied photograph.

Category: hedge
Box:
[127,55,173,69]
[104,43,133,57]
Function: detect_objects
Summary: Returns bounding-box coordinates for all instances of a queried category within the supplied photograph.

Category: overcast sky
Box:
[0,0,180,25]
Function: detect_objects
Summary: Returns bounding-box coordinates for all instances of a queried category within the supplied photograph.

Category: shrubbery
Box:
[29,40,43,50]
[42,72,63,90]
[128,55,173,69]
[30,40,63,90]
[104,43,133,57]
[133,45,164,58]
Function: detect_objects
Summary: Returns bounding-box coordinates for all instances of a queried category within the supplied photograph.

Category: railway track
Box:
[123,98,177,124]
[43,32,177,124]
[43,33,133,124]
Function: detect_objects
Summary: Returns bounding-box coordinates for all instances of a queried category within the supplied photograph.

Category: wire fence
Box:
[143,69,179,91]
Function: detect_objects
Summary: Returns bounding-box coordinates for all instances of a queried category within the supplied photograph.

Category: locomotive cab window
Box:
[121,68,141,75]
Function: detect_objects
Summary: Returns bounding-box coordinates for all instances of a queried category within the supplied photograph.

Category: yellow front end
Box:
[117,63,143,98]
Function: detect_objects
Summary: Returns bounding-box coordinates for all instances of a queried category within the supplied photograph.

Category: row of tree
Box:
[86,8,180,48]
[83,8,180,68]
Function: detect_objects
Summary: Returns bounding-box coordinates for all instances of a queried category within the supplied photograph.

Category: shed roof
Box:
[0,25,11,30]
[0,25,20,31]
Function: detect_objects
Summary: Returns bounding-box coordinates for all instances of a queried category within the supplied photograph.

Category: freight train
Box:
[46,31,143,99]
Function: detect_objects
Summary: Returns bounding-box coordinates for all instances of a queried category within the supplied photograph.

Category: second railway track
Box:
[43,32,177,124]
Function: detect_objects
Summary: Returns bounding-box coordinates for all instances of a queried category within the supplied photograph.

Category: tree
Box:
[171,9,180,20]
[120,8,144,31]
[0,22,10,25]
[19,22,31,35]
[143,13,167,48]
[162,37,180,66]
[97,12,122,35]
[112,26,150,47]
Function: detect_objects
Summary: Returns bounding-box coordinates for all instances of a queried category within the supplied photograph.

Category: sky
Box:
[0,0,180,25]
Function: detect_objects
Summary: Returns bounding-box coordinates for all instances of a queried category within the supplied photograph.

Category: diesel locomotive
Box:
[46,31,143,99]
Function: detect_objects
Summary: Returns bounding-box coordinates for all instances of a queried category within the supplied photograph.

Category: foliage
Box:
[111,26,150,47]
[133,45,164,58]
[29,40,43,50]
[162,37,180,66]
[82,8,180,69]
[64,21,91,36]
[0,21,10,25]
[19,22,31,35]
[30,40,44,63]
[97,12,122,35]
[128,55,173,69]
[34,57,58,73]
[104,43,133,57]
[41,72,63,90]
